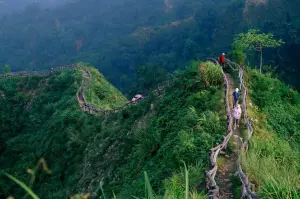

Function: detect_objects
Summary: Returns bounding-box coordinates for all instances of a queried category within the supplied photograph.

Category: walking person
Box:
[219,53,226,67]
[233,104,242,130]
[232,88,240,108]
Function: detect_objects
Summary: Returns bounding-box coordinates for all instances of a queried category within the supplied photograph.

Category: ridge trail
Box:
[206,59,258,199]
[216,73,243,199]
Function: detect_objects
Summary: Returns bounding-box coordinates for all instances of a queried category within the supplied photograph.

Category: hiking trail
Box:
[215,73,243,199]
[0,61,258,198]
[206,59,259,199]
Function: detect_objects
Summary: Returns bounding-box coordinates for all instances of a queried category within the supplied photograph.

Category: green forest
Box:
[0,0,300,198]
[0,0,300,91]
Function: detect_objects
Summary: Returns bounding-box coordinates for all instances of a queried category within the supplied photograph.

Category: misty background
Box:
[0,0,299,91]
[0,0,77,14]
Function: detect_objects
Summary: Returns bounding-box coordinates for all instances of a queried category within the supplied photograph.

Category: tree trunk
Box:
[260,46,263,73]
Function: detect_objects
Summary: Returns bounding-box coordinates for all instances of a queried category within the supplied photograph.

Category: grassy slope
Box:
[0,61,226,199]
[76,61,226,198]
[79,62,127,109]
[241,69,300,198]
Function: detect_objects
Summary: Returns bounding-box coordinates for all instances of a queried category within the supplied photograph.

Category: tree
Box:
[229,40,247,66]
[4,64,11,73]
[233,29,285,72]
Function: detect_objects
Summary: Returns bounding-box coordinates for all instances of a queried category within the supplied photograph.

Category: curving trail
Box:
[206,59,259,199]
[215,73,237,199]
[76,67,173,115]
[0,62,259,198]
[206,60,234,199]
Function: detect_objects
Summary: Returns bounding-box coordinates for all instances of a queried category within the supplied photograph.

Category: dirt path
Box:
[76,68,92,112]
[215,73,244,199]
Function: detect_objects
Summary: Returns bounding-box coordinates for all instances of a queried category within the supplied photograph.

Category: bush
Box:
[200,61,223,86]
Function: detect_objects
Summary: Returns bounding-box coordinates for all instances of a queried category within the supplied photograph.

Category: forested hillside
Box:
[0,60,299,199]
[0,0,300,198]
[1,0,300,90]
[0,62,227,198]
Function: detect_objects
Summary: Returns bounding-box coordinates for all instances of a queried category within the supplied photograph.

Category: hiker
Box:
[50,68,54,75]
[219,53,226,67]
[135,94,144,100]
[232,88,240,108]
[87,104,93,113]
[131,94,144,104]
[131,97,137,104]
[233,104,242,130]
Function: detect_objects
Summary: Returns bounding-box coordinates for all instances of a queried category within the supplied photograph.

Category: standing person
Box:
[135,94,144,101]
[232,88,240,108]
[131,97,137,104]
[219,53,226,67]
[233,104,242,130]
[50,68,54,75]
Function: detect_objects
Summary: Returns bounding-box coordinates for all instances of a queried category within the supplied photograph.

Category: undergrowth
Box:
[240,69,300,198]
[78,62,127,110]
[0,61,226,198]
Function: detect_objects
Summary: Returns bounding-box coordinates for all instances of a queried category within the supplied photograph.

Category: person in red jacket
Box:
[219,53,226,67]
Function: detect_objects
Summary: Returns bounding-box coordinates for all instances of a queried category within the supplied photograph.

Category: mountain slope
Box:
[0,61,227,198]
[239,69,300,198]
[0,66,125,198]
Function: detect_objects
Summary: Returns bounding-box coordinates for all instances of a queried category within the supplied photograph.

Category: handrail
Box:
[205,59,259,199]
[0,64,77,79]
[237,66,259,199]
[0,61,260,199]
[206,59,234,199]
[77,67,174,115]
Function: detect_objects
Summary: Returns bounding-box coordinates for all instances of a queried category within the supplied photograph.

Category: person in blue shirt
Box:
[232,88,240,108]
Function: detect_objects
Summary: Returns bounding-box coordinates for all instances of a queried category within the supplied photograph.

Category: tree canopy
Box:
[233,29,285,72]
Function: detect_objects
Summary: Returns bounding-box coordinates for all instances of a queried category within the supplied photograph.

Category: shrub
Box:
[200,61,223,86]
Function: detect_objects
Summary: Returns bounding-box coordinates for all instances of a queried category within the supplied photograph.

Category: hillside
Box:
[240,68,300,198]
[0,60,299,198]
[1,0,299,91]
[0,64,126,198]
[0,61,227,198]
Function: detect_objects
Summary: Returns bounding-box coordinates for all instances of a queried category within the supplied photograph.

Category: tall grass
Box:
[241,68,300,198]
[80,64,127,110]
[240,137,300,198]
[201,61,223,86]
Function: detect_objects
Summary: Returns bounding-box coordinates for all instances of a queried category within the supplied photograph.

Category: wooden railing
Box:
[206,59,234,199]
[0,64,77,79]
[205,59,259,199]
[226,60,259,199]
[77,67,173,115]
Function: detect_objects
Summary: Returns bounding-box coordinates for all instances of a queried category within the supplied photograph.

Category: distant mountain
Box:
[0,0,77,14]
[0,0,299,90]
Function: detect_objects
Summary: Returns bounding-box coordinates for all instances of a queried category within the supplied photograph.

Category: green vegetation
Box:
[4,64,11,73]
[78,62,127,109]
[233,29,284,72]
[0,61,226,198]
[201,61,223,86]
[0,68,103,198]
[77,61,225,198]
[1,0,300,90]
[240,69,300,198]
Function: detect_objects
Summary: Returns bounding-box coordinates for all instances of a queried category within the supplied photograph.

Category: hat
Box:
[222,53,225,55]
[235,88,239,92]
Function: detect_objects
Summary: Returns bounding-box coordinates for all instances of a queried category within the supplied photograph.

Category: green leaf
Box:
[5,173,40,199]
[144,171,155,199]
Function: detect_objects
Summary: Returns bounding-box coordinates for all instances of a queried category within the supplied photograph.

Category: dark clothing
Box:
[232,91,240,101]
[232,91,240,108]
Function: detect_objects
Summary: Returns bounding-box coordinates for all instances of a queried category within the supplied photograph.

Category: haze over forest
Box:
[0,0,299,92]
[0,0,299,198]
